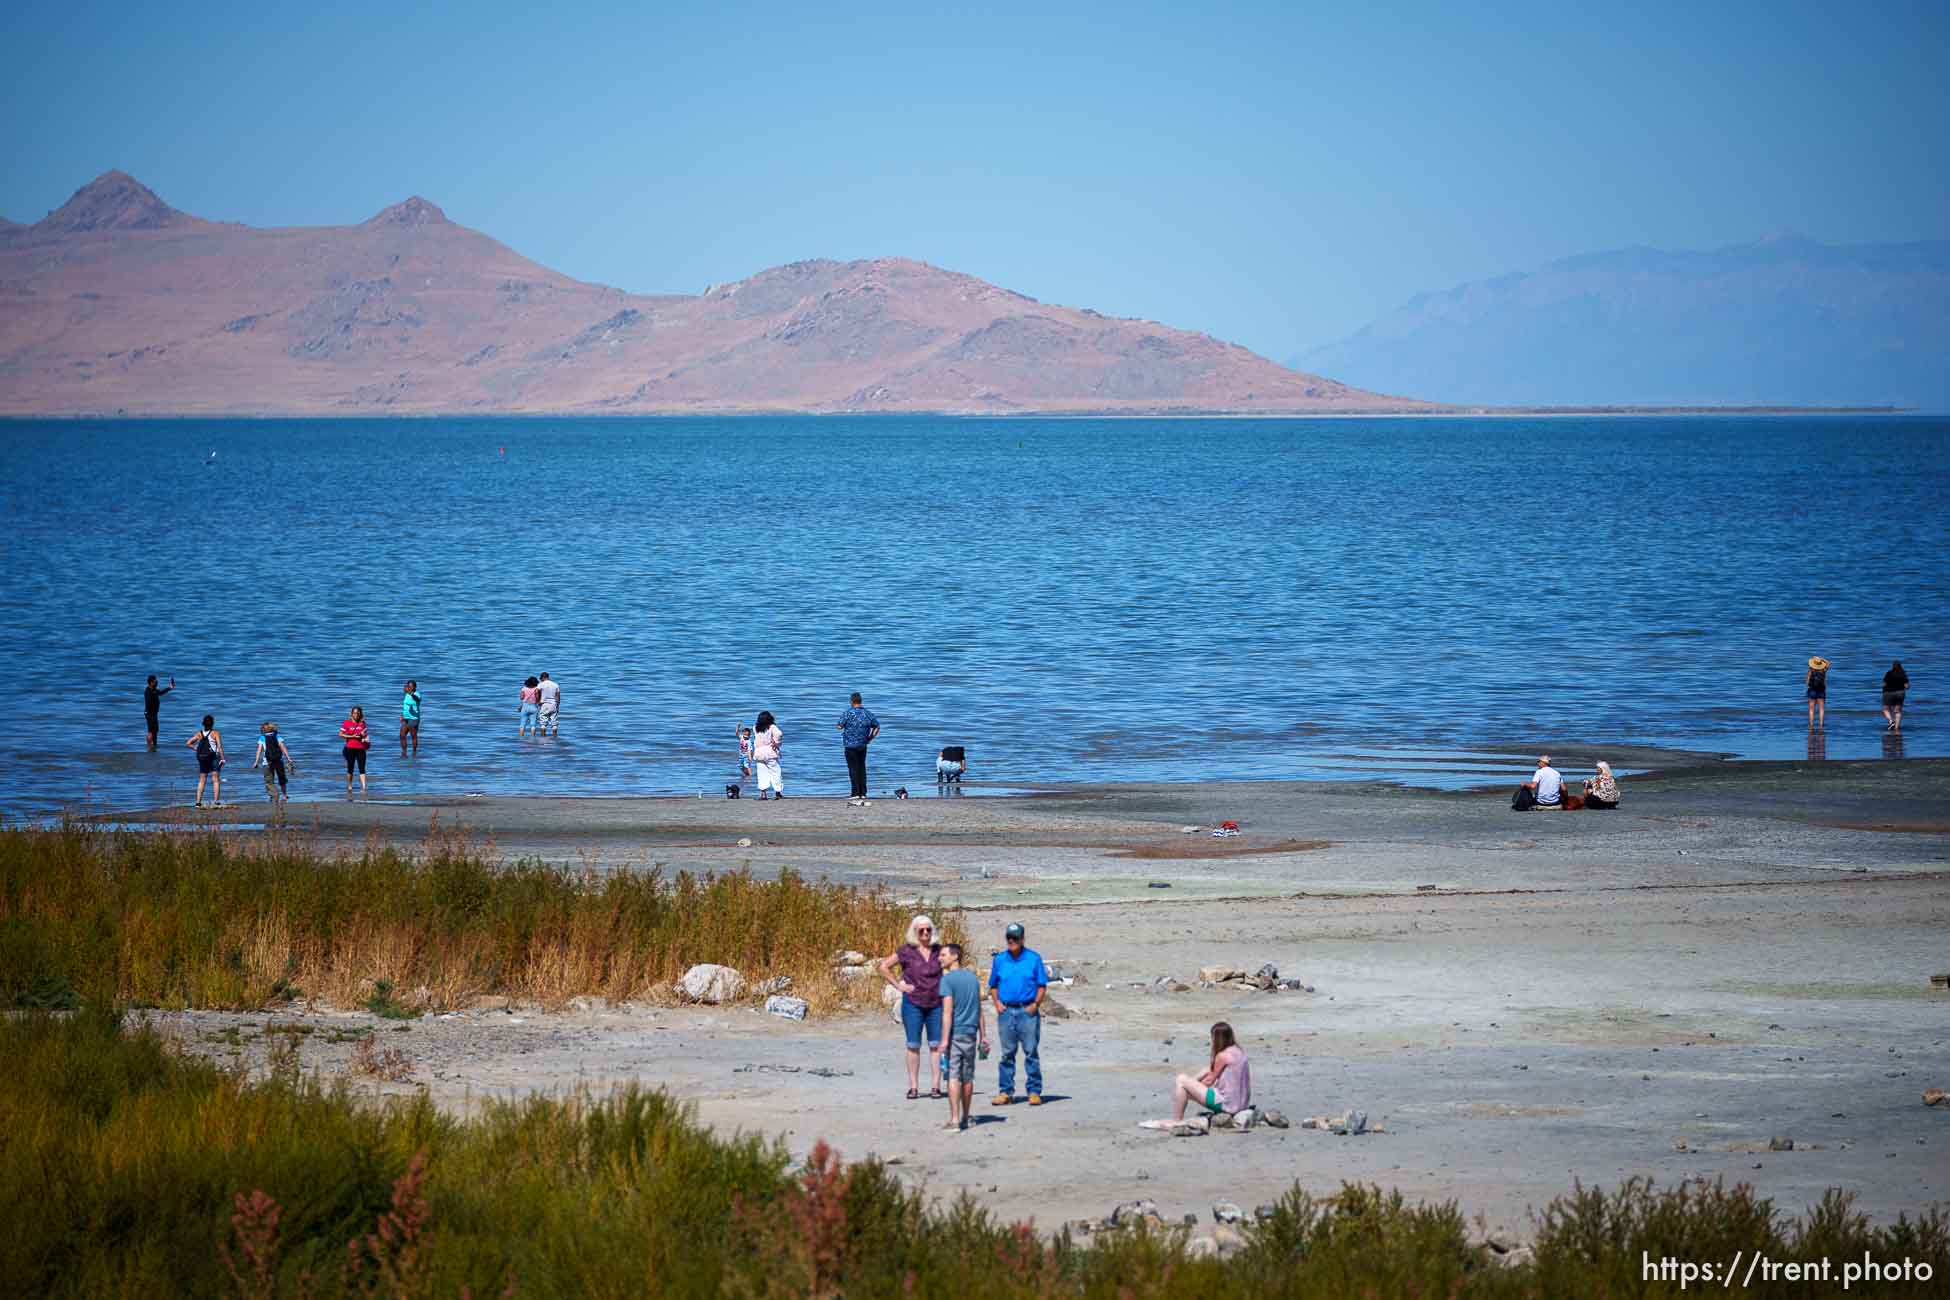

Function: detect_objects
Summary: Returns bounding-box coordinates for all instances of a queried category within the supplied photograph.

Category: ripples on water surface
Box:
[1,415,1944,815]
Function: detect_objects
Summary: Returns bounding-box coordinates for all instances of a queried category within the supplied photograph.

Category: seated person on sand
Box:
[1523,755,1564,809]
[1582,760,1621,809]
[1168,1021,1251,1122]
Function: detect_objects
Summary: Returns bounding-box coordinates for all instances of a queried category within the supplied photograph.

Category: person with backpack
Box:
[340,705,371,798]
[185,714,224,808]
[252,722,296,804]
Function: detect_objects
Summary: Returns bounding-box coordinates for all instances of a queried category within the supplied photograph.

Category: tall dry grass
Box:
[0,822,957,1013]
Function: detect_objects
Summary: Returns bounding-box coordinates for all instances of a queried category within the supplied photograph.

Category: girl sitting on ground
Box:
[1169,1021,1251,1121]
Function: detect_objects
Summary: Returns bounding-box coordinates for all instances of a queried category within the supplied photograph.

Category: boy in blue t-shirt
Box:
[938,944,989,1131]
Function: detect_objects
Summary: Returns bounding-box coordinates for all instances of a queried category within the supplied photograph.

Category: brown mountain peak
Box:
[38,170,187,232]
[363,196,450,228]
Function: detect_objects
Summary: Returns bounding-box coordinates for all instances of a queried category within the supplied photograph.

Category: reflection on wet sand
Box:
[1883,730,1905,761]
[1808,730,1827,762]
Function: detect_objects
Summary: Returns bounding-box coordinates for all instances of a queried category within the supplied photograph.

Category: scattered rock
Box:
[735,837,752,848]
[1925,1089,1947,1107]
[1769,1136,1794,1152]
[1212,1200,1244,1224]
[1109,1199,1163,1228]
[1930,973,1948,987]
[1260,1109,1289,1129]
[835,965,872,979]
[1234,1107,1257,1131]
[764,995,809,1021]
[1147,881,1172,889]
[754,975,794,996]
[1041,997,1073,1020]
[1255,1204,1277,1221]
[1209,1110,1235,1129]
[1186,1235,1217,1259]
[881,983,903,1022]
[1212,1223,1247,1255]
[1416,884,1438,892]
[1198,966,1245,983]
[805,1066,852,1078]
[1330,1109,1369,1136]
[1181,1213,1198,1227]
[1674,1139,1690,1152]
[1278,978,1309,990]
[1254,963,1279,980]
[1171,1120,1208,1137]
[566,995,608,1013]
[1474,1224,1525,1254]
[465,994,511,1013]
[833,950,869,967]
[678,964,746,1004]
[1066,1218,1103,1235]
[1180,825,1200,834]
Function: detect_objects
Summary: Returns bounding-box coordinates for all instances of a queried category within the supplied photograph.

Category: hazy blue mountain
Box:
[1298,236,1950,409]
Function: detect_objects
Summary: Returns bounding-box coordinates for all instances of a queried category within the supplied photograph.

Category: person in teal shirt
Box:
[938,944,989,1131]
[400,680,421,757]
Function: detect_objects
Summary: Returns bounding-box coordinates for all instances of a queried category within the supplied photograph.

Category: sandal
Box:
[907,1089,919,1100]
[931,1089,944,1100]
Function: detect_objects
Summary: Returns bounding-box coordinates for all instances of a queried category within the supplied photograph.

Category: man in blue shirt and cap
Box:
[987,922,1048,1105]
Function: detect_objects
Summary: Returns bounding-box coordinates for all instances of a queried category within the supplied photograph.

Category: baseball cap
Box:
[1004,923,1025,939]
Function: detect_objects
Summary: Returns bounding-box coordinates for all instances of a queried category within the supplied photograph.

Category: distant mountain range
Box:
[0,172,1416,416]
[1298,235,1950,409]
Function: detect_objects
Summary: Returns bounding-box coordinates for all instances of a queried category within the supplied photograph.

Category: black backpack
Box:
[1511,784,1537,811]
[196,731,216,760]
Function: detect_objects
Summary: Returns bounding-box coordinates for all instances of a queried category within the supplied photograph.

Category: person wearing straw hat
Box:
[1805,656,1830,730]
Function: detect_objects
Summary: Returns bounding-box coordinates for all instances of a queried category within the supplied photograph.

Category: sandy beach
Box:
[133,755,1950,1237]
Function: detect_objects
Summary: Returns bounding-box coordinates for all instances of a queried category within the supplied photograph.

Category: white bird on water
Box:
[203,450,217,466]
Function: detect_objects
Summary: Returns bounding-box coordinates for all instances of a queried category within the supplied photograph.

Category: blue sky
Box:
[3,0,1945,356]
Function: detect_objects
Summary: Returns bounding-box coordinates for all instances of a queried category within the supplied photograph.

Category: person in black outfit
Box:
[1883,661,1909,732]
[143,675,175,751]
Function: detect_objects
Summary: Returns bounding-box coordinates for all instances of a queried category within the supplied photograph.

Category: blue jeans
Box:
[899,999,942,1052]
[519,703,540,731]
[996,1006,1042,1095]
[900,1000,946,1088]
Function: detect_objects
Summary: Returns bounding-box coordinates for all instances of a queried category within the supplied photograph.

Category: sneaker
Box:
[1027,1094,1044,1106]
[992,1092,1012,1106]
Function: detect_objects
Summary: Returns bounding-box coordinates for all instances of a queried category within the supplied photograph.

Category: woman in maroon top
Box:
[879,914,946,1099]
[339,705,370,799]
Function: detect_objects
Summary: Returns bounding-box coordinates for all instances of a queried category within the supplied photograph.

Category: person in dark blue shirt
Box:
[836,692,880,805]
[986,922,1048,1105]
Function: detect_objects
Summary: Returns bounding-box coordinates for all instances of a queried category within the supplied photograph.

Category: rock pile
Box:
[678,964,746,1004]
[1196,963,1312,993]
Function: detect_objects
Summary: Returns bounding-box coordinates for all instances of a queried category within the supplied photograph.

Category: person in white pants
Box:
[752,710,785,800]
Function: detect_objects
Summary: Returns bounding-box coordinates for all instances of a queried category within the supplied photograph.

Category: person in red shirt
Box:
[340,705,371,798]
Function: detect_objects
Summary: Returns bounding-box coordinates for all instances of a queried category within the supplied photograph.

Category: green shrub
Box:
[4,1012,1944,1298]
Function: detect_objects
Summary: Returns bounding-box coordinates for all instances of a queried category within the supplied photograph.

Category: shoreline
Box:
[1,407,1925,421]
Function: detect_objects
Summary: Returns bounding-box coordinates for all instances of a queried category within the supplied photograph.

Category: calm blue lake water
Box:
[1,415,1944,816]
